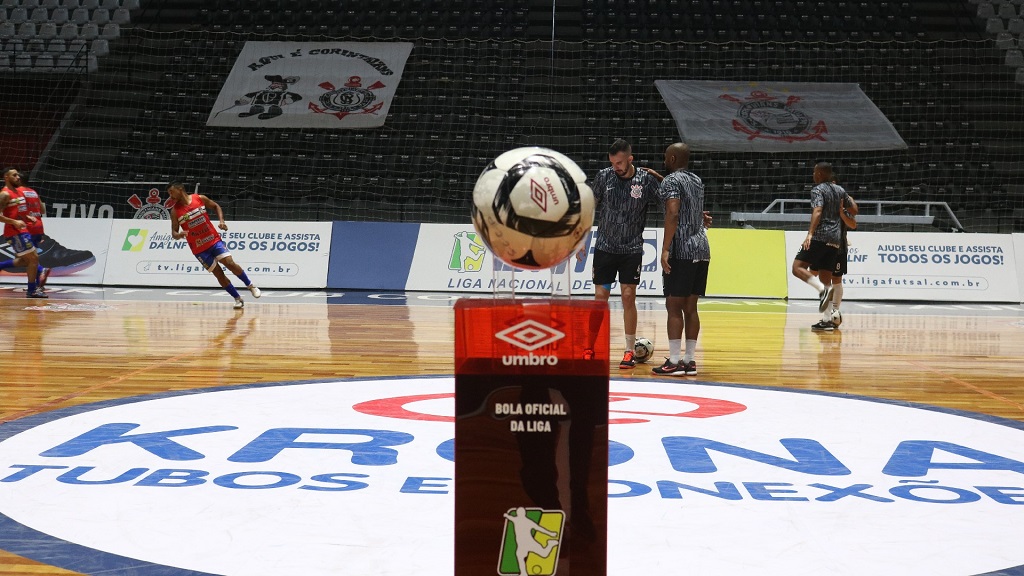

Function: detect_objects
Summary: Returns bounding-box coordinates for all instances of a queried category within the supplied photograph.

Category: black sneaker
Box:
[818,285,834,313]
[26,290,49,299]
[683,360,698,375]
[812,320,836,331]
[619,350,636,369]
[652,358,687,376]
[1,235,96,276]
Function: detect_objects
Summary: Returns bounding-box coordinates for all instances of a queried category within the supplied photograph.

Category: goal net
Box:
[4,30,1023,232]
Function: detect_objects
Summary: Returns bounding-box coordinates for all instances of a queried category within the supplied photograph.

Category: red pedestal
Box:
[454,298,609,576]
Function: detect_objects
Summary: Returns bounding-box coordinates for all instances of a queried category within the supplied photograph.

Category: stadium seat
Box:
[7,6,26,23]
[69,7,87,24]
[79,21,97,39]
[99,21,118,38]
[49,6,68,23]
[91,8,109,25]
[57,21,77,38]
[37,21,57,39]
[15,22,36,39]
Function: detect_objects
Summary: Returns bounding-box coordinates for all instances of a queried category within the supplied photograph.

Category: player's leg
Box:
[618,283,638,368]
[197,248,243,307]
[617,252,642,368]
[680,260,708,375]
[652,259,687,376]
[793,242,833,310]
[10,234,44,297]
[210,265,245,309]
[32,234,50,289]
[219,255,261,298]
[584,249,615,360]
[812,270,837,331]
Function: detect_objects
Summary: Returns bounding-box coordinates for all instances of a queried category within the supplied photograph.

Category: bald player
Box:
[651,142,710,376]
[792,161,853,323]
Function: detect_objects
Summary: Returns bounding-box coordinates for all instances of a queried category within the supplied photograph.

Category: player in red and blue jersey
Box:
[168,182,261,309]
[16,179,52,290]
[0,167,46,298]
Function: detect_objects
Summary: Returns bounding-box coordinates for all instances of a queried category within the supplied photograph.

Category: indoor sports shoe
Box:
[818,285,835,313]
[811,320,836,331]
[619,350,636,369]
[248,284,262,298]
[582,348,595,360]
[26,290,48,299]
[683,360,698,375]
[1,235,96,276]
[651,358,687,376]
[234,298,244,309]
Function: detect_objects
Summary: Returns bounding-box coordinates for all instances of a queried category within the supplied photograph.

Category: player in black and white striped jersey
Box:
[792,162,854,329]
[578,138,662,369]
[652,142,710,377]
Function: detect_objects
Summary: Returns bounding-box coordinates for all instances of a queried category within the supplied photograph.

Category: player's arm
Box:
[641,166,664,182]
[199,194,229,231]
[804,206,823,250]
[0,192,25,230]
[662,197,680,274]
[170,209,185,240]
[840,195,859,229]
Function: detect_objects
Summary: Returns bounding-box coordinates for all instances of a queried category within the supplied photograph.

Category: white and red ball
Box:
[471,147,594,270]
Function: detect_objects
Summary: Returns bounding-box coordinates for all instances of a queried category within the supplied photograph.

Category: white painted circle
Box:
[0,377,1021,575]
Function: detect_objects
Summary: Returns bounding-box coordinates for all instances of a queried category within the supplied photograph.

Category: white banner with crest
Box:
[207,41,413,128]
[655,80,907,152]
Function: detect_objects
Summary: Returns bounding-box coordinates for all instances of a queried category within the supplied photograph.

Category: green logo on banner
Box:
[122,229,148,252]
[497,507,564,575]
[449,231,486,272]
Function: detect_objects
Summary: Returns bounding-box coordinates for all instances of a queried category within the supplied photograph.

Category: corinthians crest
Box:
[720,90,828,143]
[309,76,386,120]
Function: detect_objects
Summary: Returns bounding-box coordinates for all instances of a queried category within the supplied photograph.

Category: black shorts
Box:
[831,245,848,277]
[592,249,643,286]
[795,240,840,273]
[663,259,710,297]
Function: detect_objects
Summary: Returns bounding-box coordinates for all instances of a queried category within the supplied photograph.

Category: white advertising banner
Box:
[0,218,111,287]
[103,220,331,288]
[407,224,664,295]
[206,41,413,128]
[785,231,1020,302]
[655,80,907,152]
[1014,233,1024,303]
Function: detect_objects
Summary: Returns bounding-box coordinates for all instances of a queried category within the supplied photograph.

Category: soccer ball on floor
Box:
[471,147,594,270]
[634,337,654,363]
[831,309,843,327]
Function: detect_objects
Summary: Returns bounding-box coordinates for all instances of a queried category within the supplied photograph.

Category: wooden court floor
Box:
[1,286,1023,575]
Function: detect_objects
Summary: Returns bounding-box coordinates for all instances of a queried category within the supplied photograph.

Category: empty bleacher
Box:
[3,0,1024,230]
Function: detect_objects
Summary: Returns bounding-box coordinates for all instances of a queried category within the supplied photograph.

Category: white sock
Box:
[684,339,697,363]
[806,277,825,293]
[832,282,844,308]
[625,334,636,353]
[668,339,682,363]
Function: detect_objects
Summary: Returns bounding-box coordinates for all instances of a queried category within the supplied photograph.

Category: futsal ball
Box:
[471,147,594,270]
[634,337,654,363]
[831,309,843,327]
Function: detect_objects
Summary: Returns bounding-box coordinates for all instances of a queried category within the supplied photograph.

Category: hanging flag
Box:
[207,41,413,128]
[654,80,907,152]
